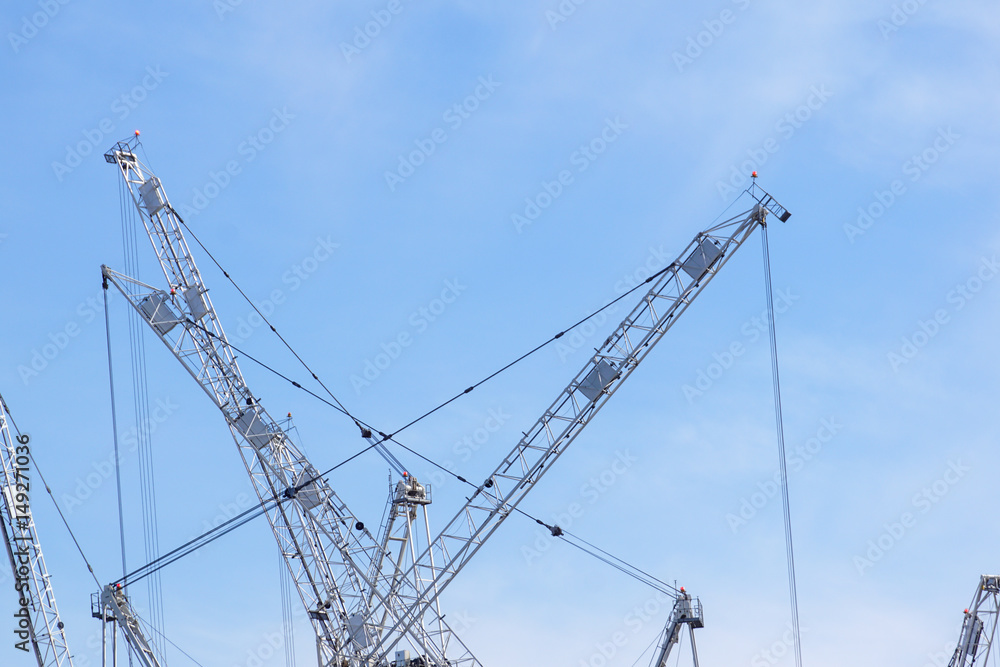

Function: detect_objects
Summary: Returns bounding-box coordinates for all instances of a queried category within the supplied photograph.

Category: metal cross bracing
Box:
[949,575,1000,667]
[0,396,75,667]
[101,138,481,667]
[361,195,790,662]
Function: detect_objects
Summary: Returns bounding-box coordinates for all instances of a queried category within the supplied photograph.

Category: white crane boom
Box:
[362,192,791,660]
[0,395,74,667]
[100,138,480,667]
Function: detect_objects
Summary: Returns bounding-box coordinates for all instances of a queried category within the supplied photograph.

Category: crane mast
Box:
[101,137,480,667]
[91,585,163,667]
[649,590,703,667]
[0,394,74,667]
[362,192,791,660]
[948,575,1000,667]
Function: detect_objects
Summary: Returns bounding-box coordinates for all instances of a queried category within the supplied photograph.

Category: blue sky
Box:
[3,1,1000,666]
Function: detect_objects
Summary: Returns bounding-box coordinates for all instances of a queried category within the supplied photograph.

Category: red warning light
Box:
[403,471,408,477]
[134,130,141,137]
[751,171,758,178]
[965,609,970,614]
[287,412,292,418]
[680,587,685,593]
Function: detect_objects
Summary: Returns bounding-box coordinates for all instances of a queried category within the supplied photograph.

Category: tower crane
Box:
[101,134,790,667]
[360,188,791,662]
[101,137,480,667]
[948,575,1000,667]
[0,393,75,667]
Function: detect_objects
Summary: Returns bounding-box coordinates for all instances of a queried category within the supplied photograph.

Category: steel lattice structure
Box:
[0,395,74,667]
[102,137,480,667]
[101,134,789,667]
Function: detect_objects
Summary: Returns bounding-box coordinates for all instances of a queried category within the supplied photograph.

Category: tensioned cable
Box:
[111,436,384,587]
[183,257,673,449]
[108,188,128,576]
[762,221,803,667]
[168,187,751,461]
[120,173,168,655]
[0,394,101,588]
[135,612,206,667]
[165,204,360,430]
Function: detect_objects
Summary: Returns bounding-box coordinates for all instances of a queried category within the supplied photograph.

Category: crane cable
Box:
[167,200,683,448]
[0,394,101,588]
[761,220,804,667]
[166,204,361,432]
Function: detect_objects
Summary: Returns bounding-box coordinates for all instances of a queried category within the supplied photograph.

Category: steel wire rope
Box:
[111,436,385,588]
[165,204,362,431]
[134,611,207,667]
[0,394,102,588]
[120,171,168,653]
[761,220,803,667]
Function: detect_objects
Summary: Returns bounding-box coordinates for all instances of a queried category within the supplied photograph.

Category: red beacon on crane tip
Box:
[135,130,140,137]
[751,171,758,178]
[287,412,292,418]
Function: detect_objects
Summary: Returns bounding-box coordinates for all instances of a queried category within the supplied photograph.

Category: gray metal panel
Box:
[579,360,616,402]
[234,408,272,450]
[138,293,178,335]
[681,239,722,280]
[183,286,209,321]
[139,177,165,214]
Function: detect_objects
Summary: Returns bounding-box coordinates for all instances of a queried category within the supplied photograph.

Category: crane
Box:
[101,136,480,667]
[360,188,791,661]
[948,575,1000,667]
[0,393,75,667]
[91,584,164,667]
[101,134,790,667]
[650,589,704,667]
